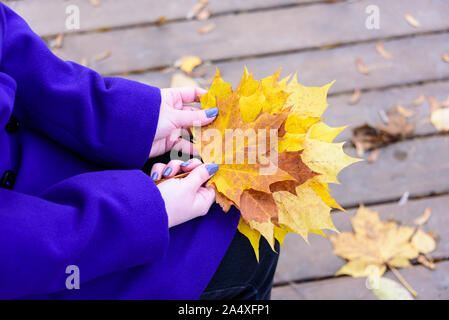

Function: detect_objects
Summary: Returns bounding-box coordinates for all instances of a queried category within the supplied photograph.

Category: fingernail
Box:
[151,172,158,181]
[206,163,219,175]
[163,167,172,177]
[180,160,191,167]
[205,107,219,118]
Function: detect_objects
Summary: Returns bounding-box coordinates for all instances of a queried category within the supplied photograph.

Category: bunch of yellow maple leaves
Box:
[193,67,361,260]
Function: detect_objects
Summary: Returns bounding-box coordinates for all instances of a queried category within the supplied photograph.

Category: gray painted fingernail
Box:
[180,161,191,167]
[206,163,219,175]
[163,167,172,177]
[205,107,219,118]
[151,172,158,181]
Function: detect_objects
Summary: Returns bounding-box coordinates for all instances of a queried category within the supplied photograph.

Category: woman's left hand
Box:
[150,87,218,158]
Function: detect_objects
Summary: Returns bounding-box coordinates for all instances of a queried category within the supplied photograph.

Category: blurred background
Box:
[5,0,449,299]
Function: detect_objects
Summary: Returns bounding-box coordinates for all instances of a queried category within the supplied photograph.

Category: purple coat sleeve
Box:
[0,170,169,299]
[0,4,161,169]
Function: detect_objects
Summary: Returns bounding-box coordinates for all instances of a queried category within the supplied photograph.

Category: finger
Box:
[193,187,216,216]
[150,163,166,181]
[161,160,185,178]
[183,163,219,190]
[172,138,200,156]
[180,158,203,172]
[177,87,207,103]
[172,108,218,128]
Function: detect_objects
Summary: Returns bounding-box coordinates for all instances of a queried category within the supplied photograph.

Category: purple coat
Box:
[0,4,239,299]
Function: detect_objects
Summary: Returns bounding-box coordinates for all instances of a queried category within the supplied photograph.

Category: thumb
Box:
[183,163,219,190]
[172,108,218,128]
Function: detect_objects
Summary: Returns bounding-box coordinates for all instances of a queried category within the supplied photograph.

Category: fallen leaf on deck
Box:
[377,107,414,137]
[355,59,370,75]
[197,9,211,20]
[176,56,202,74]
[376,42,393,59]
[187,0,209,19]
[430,107,449,132]
[369,277,414,300]
[155,16,167,25]
[412,94,426,106]
[90,0,101,7]
[396,105,414,118]
[93,49,111,62]
[404,14,420,28]
[52,34,64,48]
[442,53,449,63]
[428,96,440,112]
[198,23,216,34]
[413,208,432,226]
[411,229,436,254]
[330,205,419,278]
[170,73,200,88]
[348,89,361,105]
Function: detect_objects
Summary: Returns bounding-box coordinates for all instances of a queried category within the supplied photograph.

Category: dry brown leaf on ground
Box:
[404,13,421,27]
[377,107,415,137]
[355,58,370,75]
[198,23,215,34]
[175,56,202,74]
[376,42,393,59]
[367,149,379,163]
[348,89,361,105]
[413,208,432,226]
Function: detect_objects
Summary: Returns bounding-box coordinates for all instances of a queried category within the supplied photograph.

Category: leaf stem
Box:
[388,265,418,297]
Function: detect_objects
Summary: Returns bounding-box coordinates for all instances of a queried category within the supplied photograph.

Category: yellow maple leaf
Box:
[273,182,338,242]
[330,206,419,278]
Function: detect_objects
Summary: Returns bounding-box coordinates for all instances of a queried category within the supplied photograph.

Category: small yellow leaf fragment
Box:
[404,14,421,28]
[411,229,436,254]
[396,105,414,118]
[198,23,215,34]
[348,89,361,105]
[355,59,370,75]
[155,16,167,25]
[412,94,426,106]
[413,208,432,226]
[93,49,111,62]
[442,53,449,63]
[430,107,449,131]
[376,42,393,59]
[197,9,211,20]
[177,56,202,74]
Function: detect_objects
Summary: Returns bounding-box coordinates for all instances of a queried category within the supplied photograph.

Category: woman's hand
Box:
[153,158,219,228]
[150,87,218,158]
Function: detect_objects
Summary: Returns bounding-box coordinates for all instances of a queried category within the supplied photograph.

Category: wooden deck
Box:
[6,0,449,299]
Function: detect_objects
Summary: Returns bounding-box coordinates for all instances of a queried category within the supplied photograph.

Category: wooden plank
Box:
[274,194,449,284]
[6,0,321,37]
[333,135,449,206]
[272,261,449,300]
[126,32,449,95]
[48,0,449,75]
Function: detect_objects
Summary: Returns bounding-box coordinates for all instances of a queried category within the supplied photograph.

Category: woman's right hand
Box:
[153,159,219,228]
